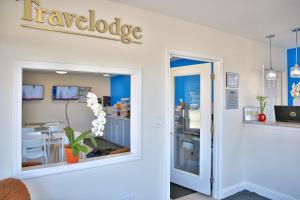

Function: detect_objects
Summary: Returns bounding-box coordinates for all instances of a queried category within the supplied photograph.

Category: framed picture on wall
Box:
[79,87,91,103]
[226,72,239,88]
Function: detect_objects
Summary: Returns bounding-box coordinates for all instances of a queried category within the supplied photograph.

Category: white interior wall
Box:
[244,125,300,199]
[22,71,110,132]
[0,0,286,199]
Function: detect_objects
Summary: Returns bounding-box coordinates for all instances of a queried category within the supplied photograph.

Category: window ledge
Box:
[15,152,140,179]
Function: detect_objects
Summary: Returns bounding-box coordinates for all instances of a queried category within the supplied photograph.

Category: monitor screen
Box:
[22,85,44,100]
[52,86,78,100]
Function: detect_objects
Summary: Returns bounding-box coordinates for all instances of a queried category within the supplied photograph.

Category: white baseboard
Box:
[220,182,246,199]
[245,182,297,200]
[219,182,297,200]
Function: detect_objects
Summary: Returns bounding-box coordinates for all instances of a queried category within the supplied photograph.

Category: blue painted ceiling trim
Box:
[170,58,209,68]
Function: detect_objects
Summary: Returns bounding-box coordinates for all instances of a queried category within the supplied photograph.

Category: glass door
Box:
[170,64,212,195]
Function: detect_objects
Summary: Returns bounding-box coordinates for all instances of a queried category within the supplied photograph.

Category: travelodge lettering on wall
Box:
[19,0,143,44]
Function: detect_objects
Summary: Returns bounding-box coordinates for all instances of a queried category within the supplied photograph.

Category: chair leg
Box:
[61,139,64,162]
[44,154,48,164]
[47,133,51,156]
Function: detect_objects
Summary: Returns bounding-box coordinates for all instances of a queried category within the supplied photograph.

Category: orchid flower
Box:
[86,92,106,136]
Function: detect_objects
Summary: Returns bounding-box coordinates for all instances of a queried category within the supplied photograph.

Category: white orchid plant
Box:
[87,92,107,136]
[291,82,300,99]
[64,92,106,156]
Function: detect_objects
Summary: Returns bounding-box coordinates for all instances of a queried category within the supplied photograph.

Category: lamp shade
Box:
[290,28,300,78]
[265,34,276,80]
[265,69,277,80]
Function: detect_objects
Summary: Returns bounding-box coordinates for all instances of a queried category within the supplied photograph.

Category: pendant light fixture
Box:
[290,28,300,78]
[265,34,277,80]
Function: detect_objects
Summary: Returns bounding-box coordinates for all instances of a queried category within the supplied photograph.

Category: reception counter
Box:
[244,121,300,129]
[243,121,300,199]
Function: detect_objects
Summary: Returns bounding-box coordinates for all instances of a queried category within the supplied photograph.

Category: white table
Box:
[22,134,48,141]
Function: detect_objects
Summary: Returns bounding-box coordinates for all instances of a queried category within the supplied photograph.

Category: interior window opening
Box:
[21,69,132,170]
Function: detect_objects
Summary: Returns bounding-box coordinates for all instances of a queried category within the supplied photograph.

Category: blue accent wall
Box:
[170,58,208,68]
[287,48,300,106]
[110,75,131,105]
[175,75,200,106]
[170,58,213,106]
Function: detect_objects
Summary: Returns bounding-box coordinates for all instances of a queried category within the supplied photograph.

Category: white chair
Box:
[46,124,65,161]
[22,132,48,164]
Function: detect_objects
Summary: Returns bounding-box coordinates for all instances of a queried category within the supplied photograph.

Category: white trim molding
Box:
[220,182,246,199]
[12,60,142,179]
[246,182,298,200]
[220,182,298,200]
[164,49,224,200]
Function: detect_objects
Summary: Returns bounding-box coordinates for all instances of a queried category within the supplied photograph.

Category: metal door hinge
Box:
[210,177,214,184]
[211,125,214,134]
[211,73,215,80]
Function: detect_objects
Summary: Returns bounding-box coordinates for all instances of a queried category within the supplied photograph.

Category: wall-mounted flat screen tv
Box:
[52,86,78,100]
[22,85,44,100]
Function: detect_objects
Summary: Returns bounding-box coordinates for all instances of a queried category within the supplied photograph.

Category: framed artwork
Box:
[79,87,91,103]
[226,72,239,88]
[243,107,260,121]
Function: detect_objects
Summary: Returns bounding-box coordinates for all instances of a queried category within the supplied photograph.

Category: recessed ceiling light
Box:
[103,74,111,77]
[56,71,68,75]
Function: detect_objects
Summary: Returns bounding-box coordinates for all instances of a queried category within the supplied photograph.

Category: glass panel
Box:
[174,75,200,175]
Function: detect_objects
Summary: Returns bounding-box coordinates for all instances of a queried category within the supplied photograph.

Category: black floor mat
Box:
[170,182,196,199]
[223,190,270,200]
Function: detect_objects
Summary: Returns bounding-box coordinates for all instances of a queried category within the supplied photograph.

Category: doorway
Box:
[165,50,223,200]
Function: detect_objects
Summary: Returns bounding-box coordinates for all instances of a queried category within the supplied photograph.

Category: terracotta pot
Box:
[65,145,80,164]
[258,113,266,122]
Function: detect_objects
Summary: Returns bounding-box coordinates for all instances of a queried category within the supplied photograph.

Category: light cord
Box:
[296,29,298,66]
[270,36,272,69]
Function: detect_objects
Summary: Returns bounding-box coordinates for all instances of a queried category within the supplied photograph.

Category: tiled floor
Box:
[172,193,212,200]
[172,191,270,200]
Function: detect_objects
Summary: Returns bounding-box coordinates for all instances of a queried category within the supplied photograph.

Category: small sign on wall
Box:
[226,89,239,109]
[226,72,239,88]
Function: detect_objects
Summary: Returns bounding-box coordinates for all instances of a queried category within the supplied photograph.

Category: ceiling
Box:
[110,0,300,48]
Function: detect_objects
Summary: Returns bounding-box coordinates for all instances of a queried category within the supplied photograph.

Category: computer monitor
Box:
[274,106,300,123]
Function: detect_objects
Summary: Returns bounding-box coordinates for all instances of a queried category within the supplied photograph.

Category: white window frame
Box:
[12,60,142,179]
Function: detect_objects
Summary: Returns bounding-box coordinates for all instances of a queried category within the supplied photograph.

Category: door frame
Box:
[164,49,224,199]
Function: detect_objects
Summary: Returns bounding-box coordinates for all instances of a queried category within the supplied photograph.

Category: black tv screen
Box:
[52,86,78,100]
[22,85,44,100]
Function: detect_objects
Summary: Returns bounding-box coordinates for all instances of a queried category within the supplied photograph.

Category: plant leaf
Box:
[73,131,90,145]
[90,137,97,147]
[78,144,88,153]
[64,127,74,144]
[72,145,79,156]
